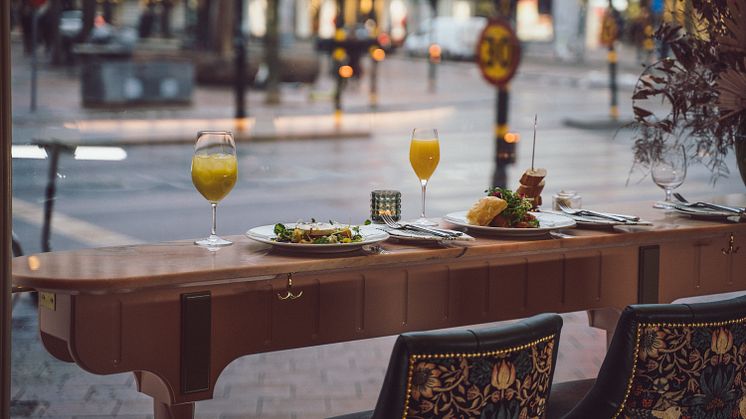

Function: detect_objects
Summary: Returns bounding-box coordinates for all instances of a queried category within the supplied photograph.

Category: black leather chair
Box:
[329,313,563,419]
[547,294,746,418]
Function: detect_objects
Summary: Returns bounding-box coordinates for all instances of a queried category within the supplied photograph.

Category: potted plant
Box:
[630,0,746,185]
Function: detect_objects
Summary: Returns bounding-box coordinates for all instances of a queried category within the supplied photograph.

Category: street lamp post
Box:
[427,0,438,93]
[333,0,346,124]
[30,9,39,111]
[234,0,247,120]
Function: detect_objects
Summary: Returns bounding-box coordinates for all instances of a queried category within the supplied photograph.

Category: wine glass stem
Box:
[420,180,428,219]
[665,188,673,202]
[211,202,218,236]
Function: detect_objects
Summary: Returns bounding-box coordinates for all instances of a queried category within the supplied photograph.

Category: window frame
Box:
[2,2,13,417]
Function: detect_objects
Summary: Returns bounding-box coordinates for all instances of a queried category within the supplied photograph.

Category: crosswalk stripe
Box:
[12,198,142,248]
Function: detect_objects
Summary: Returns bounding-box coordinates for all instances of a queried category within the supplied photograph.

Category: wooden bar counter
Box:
[11,200,746,418]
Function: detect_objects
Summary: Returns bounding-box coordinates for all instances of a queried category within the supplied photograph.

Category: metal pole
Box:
[333,0,345,124]
[370,58,378,108]
[492,0,514,188]
[41,144,63,253]
[30,10,38,112]
[493,85,513,187]
[608,2,618,120]
[427,1,437,93]
[369,0,378,108]
[234,0,247,119]
[1,0,13,416]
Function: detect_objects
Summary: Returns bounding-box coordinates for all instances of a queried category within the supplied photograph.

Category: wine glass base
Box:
[195,235,233,247]
[411,217,439,227]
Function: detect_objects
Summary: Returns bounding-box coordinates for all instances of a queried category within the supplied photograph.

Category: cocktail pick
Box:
[531,114,537,171]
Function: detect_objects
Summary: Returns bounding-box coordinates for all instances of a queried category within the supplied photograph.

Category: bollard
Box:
[427,0,438,93]
[30,10,38,112]
[369,47,385,108]
[493,85,516,187]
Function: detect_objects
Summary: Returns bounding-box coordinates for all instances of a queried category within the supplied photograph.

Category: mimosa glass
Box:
[409,128,440,226]
[192,131,237,247]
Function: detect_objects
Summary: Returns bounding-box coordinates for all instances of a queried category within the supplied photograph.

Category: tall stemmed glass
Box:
[191,131,237,247]
[409,128,440,226]
[651,144,687,206]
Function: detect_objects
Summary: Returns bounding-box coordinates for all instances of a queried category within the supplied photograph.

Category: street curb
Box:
[563,118,634,131]
[25,131,372,147]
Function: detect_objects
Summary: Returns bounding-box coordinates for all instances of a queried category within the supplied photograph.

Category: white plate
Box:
[444,211,576,237]
[246,224,389,253]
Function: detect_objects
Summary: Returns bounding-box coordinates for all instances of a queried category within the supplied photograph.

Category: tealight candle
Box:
[371,190,401,223]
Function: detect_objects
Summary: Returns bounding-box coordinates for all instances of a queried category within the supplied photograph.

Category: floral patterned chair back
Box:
[562,294,746,419]
[366,313,563,419]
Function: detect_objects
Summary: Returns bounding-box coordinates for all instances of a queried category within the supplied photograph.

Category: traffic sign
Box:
[476,19,521,87]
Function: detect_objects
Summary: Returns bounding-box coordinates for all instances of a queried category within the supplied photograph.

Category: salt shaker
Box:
[552,190,582,210]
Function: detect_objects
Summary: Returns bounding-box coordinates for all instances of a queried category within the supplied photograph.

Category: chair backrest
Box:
[564,294,746,418]
[371,313,563,419]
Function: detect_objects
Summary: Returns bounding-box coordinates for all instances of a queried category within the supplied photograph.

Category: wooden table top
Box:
[12,199,746,294]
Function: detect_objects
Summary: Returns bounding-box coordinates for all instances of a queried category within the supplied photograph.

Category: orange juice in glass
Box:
[192,131,237,247]
[191,153,237,202]
[409,129,440,226]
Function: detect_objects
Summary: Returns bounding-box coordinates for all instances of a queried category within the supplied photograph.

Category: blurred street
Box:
[9,25,746,418]
[10,35,744,253]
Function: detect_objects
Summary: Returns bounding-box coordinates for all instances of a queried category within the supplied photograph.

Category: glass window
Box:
[7,0,744,416]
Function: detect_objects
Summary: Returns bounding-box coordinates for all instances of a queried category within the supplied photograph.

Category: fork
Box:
[673,193,744,214]
[380,214,460,238]
[556,202,630,223]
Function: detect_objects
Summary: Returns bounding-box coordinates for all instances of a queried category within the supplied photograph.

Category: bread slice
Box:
[466,196,508,226]
[517,180,545,197]
[520,168,547,186]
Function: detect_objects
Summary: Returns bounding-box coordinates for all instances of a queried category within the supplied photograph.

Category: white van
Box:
[403,16,488,60]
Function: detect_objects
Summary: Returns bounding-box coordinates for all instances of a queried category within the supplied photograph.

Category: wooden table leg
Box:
[154,400,195,419]
[587,307,622,349]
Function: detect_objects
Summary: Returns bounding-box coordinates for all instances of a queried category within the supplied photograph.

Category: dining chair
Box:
[547,294,746,419]
[328,313,563,419]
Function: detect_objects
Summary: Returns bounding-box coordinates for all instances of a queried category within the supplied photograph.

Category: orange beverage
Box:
[191,153,238,203]
[409,138,440,181]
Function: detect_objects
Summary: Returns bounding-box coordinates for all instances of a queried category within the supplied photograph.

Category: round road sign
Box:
[476,19,521,87]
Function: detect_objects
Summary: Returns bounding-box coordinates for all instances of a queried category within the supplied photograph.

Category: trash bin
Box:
[80,59,194,107]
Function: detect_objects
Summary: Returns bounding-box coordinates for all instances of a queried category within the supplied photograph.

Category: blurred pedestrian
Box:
[138,0,157,38]
[160,0,174,38]
[19,0,47,55]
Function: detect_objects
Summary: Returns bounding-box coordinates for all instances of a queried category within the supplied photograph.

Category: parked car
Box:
[403,16,487,61]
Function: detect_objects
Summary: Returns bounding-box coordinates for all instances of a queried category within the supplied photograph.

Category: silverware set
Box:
[556,202,640,223]
[672,193,745,214]
[380,214,463,239]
